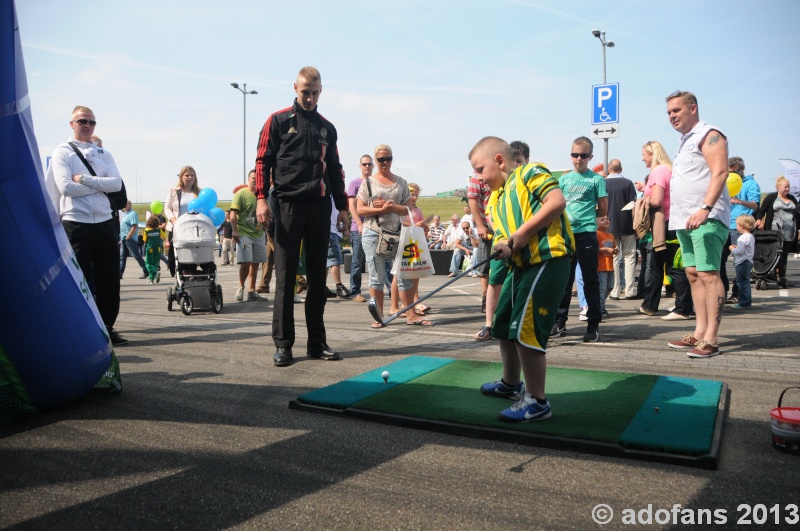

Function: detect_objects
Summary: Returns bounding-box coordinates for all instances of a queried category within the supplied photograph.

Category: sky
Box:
[15,0,800,203]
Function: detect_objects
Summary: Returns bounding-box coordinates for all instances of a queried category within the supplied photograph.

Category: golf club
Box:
[369,249,503,326]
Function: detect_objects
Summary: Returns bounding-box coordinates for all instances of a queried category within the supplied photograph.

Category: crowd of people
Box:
[50,73,799,424]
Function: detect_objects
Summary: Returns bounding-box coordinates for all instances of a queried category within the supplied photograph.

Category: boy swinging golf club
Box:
[469,136,574,422]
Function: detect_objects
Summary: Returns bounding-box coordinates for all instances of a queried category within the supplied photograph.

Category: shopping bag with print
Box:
[392,208,434,279]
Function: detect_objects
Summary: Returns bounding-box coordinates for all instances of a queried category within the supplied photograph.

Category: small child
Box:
[596,216,618,319]
[729,214,755,309]
[469,136,574,423]
[142,215,165,284]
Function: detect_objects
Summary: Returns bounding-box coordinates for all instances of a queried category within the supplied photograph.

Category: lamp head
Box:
[230,82,239,89]
[592,29,601,38]
[251,90,258,95]
[607,41,615,48]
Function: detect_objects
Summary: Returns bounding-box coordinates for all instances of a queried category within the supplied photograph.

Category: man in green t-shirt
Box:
[231,170,268,302]
[551,136,607,342]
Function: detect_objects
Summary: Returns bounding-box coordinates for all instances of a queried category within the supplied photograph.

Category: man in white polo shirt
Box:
[665,91,730,359]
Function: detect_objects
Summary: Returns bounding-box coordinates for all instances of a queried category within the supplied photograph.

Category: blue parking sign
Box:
[592,83,619,125]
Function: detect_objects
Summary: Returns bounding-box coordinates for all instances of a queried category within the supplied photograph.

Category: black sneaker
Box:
[550,322,566,338]
[336,283,349,299]
[325,286,337,298]
[108,328,128,346]
[583,327,599,343]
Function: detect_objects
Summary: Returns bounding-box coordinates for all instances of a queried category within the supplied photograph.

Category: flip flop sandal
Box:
[416,305,431,313]
[413,308,426,317]
[406,319,434,326]
[475,325,492,341]
[371,322,384,329]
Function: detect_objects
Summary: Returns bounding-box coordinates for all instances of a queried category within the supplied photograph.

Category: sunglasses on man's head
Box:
[376,156,393,163]
[570,153,591,159]
[74,119,97,126]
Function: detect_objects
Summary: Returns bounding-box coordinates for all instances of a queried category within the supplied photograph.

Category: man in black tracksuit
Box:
[255,66,349,367]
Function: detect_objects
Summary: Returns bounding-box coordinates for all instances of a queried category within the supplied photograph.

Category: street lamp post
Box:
[230,82,258,184]
[592,29,614,172]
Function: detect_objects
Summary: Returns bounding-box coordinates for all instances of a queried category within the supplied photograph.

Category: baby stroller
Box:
[752,229,782,290]
[166,212,223,315]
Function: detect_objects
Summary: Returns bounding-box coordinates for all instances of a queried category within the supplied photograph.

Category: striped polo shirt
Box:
[488,162,574,268]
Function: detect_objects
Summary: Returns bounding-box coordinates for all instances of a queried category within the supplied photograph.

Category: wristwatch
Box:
[700,203,712,211]
[79,174,86,183]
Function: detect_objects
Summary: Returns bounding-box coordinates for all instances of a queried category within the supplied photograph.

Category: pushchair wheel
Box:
[212,284,223,314]
[181,295,193,316]
[167,287,174,311]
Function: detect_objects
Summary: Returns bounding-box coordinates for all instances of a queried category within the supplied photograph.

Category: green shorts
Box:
[488,258,509,285]
[492,257,570,352]
[676,219,728,272]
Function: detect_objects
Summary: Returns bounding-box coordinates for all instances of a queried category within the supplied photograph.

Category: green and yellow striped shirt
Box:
[487,162,574,268]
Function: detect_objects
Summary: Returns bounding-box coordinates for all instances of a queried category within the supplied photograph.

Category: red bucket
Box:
[770,387,800,454]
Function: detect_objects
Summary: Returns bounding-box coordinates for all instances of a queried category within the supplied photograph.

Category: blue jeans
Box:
[576,264,586,308]
[349,231,365,296]
[120,237,147,277]
[449,247,472,273]
[598,271,614,311]
[735,260,752,306]
[362,228,411,292]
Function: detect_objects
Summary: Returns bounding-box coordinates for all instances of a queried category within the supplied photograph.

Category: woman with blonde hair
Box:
[357,144,432,327]
[754,176,800,288]
[638,140,685,317]
[163,165,200,276]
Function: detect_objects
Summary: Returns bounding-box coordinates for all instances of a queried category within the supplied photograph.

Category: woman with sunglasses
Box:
[357,145,432,327]
[163,166,200,277]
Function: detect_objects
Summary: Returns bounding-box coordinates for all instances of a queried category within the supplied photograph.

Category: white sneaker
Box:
[294,294,303,303]
[247,291,266,301]
[662,311,689,321]
[146,279,154,285]
[235,286,244,301]
[578,306,588,321]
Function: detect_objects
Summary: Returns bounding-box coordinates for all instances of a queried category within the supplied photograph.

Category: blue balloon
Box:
[208,207,225,228]
[188,197,208,214]
[198,188,218,210]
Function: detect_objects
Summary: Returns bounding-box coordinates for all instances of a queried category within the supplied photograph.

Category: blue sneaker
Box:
[480,379,525,399]
[498,395,552,423]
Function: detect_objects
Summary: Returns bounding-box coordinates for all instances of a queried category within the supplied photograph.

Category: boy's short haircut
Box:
[468,136,513,162]
[736,214,755,231]
[572,136,593,153]
[510,140,530,161]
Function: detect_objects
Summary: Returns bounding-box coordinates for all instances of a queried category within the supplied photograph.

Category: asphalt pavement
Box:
[2,256,800,529]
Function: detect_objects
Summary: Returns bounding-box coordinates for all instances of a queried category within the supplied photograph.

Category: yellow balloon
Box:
[726,172,742,197]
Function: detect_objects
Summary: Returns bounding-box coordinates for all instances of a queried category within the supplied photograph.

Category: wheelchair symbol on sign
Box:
[599,108,611,122]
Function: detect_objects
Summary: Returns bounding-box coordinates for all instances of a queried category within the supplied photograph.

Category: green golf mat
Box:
[290,356,728,469]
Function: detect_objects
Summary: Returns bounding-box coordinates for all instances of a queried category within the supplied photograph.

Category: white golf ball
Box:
[381,370,390,380]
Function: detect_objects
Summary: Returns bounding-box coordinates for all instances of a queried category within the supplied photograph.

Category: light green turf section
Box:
[297,356,455,410]
[619,375,722,455]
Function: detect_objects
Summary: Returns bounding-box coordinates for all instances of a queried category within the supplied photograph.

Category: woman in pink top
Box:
[638,140,685,316]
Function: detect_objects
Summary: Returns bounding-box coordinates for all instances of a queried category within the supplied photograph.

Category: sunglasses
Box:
[361,162,373,167]
[376,156,393,163]
[74,119,97,126]
[570,153,591,159]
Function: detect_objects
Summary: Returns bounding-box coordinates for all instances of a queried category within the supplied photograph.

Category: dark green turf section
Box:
[353,361,660,443]
[619,376,723,455]
[297,356,455,409]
